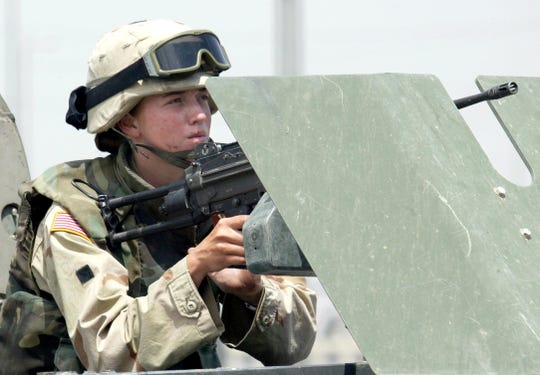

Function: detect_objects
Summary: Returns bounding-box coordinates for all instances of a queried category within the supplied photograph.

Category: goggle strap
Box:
[86,59,149,110]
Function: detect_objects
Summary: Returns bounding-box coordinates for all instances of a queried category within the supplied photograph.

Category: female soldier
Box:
[0,19,316,373]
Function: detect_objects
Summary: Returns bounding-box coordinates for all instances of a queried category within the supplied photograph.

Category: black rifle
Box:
[83,141,311,275]
[99,142,265,246]
[453,81,518,109]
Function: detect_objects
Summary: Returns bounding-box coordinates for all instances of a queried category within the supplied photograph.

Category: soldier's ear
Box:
[118,113,139,138]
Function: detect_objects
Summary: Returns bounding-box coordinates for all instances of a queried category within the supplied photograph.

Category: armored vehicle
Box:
[1,72,538,374]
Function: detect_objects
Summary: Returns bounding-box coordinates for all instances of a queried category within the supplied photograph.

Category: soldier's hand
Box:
[186,215,248,286]
[209,268,263,306]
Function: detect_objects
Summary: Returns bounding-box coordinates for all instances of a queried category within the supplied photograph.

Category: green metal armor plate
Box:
[0,94,30,296]
[476,75,539,179]
[206,74,539,374]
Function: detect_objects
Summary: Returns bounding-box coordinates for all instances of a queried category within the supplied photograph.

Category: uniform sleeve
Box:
[220,275,317,365]
[31,203,224,371]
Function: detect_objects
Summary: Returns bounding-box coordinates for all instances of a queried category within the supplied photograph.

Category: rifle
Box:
[97,142,264,245]
[453,81,518,109]
[80,141,313,275]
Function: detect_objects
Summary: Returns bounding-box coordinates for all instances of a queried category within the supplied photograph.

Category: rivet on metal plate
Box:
[520,228,532,240]
[493,186,506,198]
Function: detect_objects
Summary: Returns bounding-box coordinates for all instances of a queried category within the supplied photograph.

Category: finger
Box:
[222,243,245,258]
[220,215,249,230]
[229,256,247,266]
[212,219,246,245]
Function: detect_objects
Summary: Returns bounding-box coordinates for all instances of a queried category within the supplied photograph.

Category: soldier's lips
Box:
[188,133,209,144]
[189,136,208,144]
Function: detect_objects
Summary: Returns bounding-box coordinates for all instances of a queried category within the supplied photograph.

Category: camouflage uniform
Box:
[0,144,317,374]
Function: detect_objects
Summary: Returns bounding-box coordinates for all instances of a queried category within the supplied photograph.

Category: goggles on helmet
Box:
[66,30,231,129]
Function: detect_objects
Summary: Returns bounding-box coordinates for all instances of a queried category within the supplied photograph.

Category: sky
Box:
[1,0,540,367]
[2,0,540,185]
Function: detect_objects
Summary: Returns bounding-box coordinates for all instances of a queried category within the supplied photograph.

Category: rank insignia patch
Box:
[51,210,91,241]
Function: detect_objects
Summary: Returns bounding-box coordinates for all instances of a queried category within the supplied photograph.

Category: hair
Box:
[94,128,125,153]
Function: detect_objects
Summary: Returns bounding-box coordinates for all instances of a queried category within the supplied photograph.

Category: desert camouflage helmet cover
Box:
[86,19,220,134]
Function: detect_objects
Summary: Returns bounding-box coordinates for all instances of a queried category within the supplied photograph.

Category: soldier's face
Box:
[123,88,212,152]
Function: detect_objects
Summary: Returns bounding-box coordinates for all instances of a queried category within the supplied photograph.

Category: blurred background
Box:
[1,0,539,368]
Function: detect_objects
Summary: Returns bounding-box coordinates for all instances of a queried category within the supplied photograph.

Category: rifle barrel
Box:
[110,214,196,245]
[454,82,518,110]
[106,180,183,209]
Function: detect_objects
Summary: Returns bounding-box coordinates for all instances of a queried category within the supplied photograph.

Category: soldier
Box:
[0,19,317,374]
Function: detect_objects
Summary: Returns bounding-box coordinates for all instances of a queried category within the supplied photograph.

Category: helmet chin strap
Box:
[112,127,195,169]
[134,143,195,169]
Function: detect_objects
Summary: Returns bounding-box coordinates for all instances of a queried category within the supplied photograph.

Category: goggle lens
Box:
[153,32,230,74]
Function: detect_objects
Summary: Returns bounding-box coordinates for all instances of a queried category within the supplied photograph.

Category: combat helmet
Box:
[65,19,230,140]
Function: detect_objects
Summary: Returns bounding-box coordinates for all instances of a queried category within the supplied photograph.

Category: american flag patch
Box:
[50,210,91,242]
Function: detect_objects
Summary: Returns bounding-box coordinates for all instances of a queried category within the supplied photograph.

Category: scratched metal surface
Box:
[0,94,30,295]
[476,75,540,175]
[207,74,540,374]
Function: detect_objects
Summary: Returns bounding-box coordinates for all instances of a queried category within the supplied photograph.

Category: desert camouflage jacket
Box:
[0,144,317,374]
